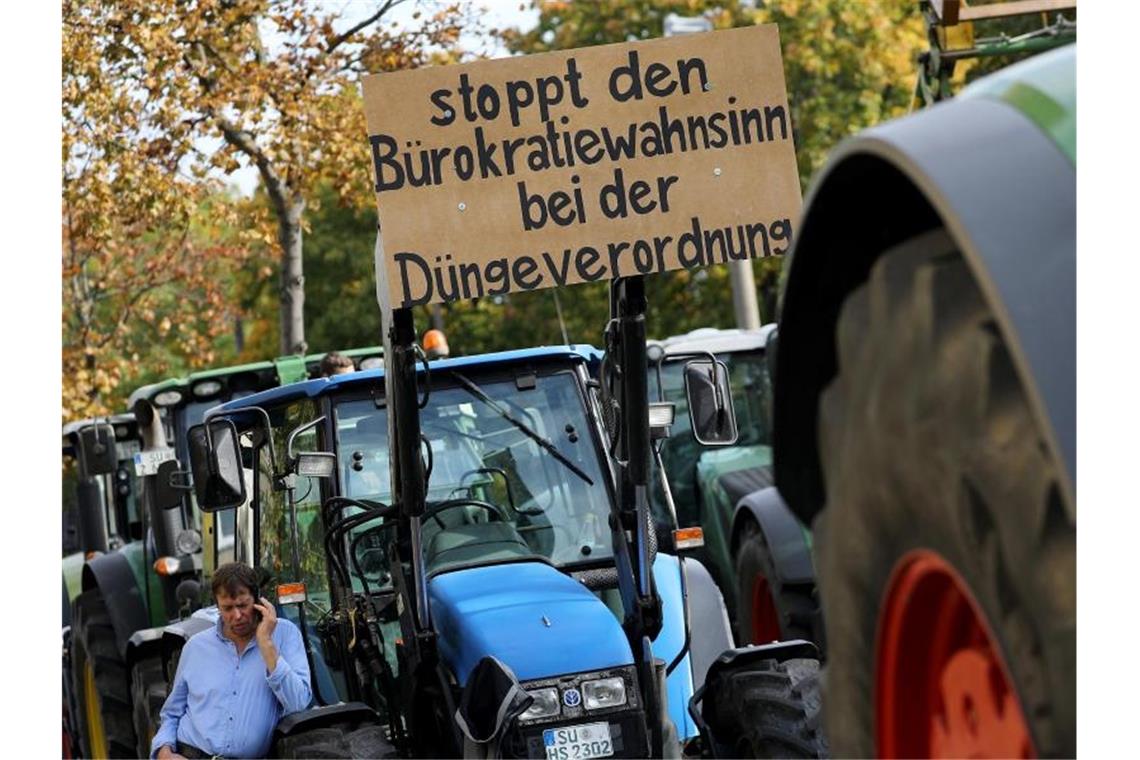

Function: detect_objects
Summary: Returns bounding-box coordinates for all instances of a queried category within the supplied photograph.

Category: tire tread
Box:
[816,230,1075,756]
[703,657,828,758]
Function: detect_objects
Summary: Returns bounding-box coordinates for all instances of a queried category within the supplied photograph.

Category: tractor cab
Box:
[334,351,613,576]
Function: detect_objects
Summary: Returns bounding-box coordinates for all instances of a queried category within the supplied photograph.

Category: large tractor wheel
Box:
[703,657,828,758]
[130,656,166,758]
[734,520,819,647]
[70,590,138,758]
[815,230,1075,757]
[274,722,398,759]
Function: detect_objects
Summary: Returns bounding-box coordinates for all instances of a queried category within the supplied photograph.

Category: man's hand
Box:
[254,597,279,674]
[156,745,186,760]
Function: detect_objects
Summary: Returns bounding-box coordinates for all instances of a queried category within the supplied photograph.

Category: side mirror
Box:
[78,424,117,477]
[187,420,247,511]
[77,478,110,553]
[154,459,191,511]
[683,358,738,446]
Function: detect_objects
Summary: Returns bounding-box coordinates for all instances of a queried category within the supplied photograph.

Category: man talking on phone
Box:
[151,562,312,759]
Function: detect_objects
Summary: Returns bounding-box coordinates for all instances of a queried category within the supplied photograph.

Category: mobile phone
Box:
[251,583,263,624]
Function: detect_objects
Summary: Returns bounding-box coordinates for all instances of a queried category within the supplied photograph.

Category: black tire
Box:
[130,656,166,759]
[815,230,1075,756]
[703,657,828,758]
[274,721,399,759]
[70,590,138,758]
[63,629,80,759]
[733,519,821,649]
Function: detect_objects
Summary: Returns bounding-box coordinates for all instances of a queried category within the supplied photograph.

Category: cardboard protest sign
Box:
[361,24,800,311]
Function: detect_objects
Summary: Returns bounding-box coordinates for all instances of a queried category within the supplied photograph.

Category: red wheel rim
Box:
[749,572,783,643]
[875,549,1035,758]
[62,702,73,759]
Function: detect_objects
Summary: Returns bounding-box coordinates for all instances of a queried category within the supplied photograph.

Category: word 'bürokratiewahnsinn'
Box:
[390,215,793,307]
[370,100,789,193]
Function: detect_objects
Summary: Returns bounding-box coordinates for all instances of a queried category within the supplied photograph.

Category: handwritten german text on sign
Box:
[361,25,800,310]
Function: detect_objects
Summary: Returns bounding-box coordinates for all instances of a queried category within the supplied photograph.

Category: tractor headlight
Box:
[175,529,202,556]
[581,677,627,710]
[192,380,224,399]
[153,390,184,407]
[520,687,560,721]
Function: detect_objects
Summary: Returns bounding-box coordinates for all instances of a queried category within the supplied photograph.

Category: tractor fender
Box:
[679,557,733,693]
[160,610,215,682]
[731,487,814,586]
[774,60,1075,527]
[62,577,71,628]
[274,703,381,738]
[125,627,166,672]
[81,549,150,660]
[651,554,733,741]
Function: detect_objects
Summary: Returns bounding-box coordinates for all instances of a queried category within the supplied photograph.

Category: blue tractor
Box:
[186,286,826,757]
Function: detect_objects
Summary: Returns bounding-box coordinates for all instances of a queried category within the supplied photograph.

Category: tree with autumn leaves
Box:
[63,0,932,419]
[62,0,472,419]
[63,16,252,418]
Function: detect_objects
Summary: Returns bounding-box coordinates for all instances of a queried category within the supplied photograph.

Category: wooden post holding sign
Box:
[361,24,800,312]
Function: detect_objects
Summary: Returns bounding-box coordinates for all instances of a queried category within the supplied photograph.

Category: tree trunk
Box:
[277,196,307,355]
[234,315,245,354]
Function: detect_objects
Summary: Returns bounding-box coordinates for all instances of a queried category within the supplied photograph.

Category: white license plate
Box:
[133,447,176,476]
[543,722,613,760]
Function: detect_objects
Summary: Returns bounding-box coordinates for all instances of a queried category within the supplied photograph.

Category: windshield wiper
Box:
[449,371,594,486]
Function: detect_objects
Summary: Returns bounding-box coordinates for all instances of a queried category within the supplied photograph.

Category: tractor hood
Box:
[429,561,633,686]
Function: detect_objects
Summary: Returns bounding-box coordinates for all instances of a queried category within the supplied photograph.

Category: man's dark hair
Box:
[319,351,354,377]
[211,562,259,600]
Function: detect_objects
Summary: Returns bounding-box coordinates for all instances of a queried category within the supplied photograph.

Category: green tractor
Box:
[62,415,144,619]
[67,348,382,758]
[647,327,820,649]
[772,3,1075,754]
[62,415,144,758]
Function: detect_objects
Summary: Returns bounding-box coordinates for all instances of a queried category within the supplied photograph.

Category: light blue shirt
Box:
[150,615,312,758]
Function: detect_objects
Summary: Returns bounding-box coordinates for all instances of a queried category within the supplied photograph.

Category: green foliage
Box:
[302,189,384,353]
[750,0,925,187]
